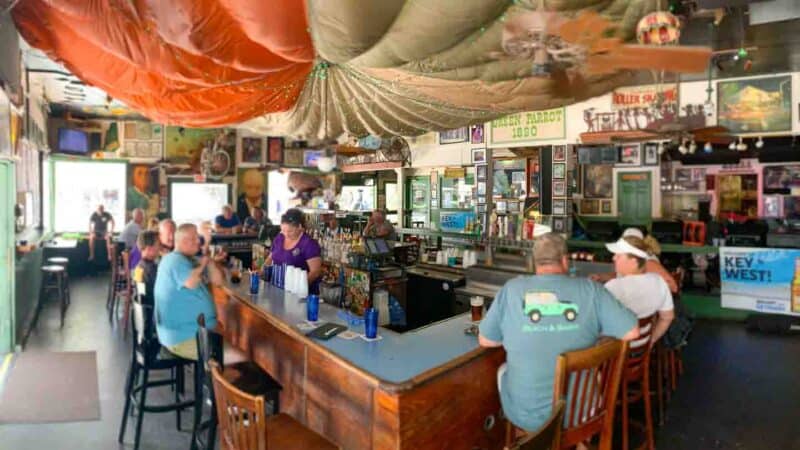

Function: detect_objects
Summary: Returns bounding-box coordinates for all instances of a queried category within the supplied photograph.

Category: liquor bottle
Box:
[792,258,800,313]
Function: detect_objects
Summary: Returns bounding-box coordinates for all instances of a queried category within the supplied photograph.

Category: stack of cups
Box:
[285,267,297,294]
[296,270,309,299]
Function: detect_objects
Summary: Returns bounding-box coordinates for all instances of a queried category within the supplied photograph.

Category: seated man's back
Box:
[479,274,636,432]
[154,251,217,349]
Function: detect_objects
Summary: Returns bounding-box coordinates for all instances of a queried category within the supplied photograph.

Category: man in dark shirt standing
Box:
[88,204,115,261]
[132,230,160,308]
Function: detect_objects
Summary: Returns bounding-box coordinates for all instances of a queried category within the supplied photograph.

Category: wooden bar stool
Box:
[108,249,133,330]
[210,360,339,450]
[47,257,71,309]
[619,316,656,450]
[192,314,283,450]
[41,265,69,328]
[505,400,565,450]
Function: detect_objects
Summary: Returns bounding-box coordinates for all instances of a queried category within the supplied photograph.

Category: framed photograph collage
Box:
[551,145,570,235]
[122,121,163,159]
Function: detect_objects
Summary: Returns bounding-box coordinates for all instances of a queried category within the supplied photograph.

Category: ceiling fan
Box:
[493,9,712,96]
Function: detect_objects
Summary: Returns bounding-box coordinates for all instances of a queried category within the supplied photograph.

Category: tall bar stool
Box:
[192,314,283,450]
[108,249,133,329]
[41,264,69,328]
[47,257,71,309]
[619,315,656,450]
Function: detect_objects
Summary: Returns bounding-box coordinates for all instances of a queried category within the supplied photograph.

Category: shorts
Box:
[166,338,199,360]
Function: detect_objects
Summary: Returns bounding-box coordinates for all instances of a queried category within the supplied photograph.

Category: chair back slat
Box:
[626,315,656,379]
[553,339,628,450]
[211,361,268,450]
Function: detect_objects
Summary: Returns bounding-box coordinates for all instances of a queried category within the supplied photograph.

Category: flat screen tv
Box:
[578,146,618,165]
[58,128,90,154]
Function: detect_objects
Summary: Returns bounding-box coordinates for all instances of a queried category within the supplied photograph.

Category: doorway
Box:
[617,171,652,225]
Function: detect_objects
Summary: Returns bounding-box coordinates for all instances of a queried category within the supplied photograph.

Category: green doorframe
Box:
[617,171,652,226]
[0,159,16,354]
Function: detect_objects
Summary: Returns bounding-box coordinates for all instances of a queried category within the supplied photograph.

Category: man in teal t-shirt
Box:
[479,233,639,432]
[154,223,226,360]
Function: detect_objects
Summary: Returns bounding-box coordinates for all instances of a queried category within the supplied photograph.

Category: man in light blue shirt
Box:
[479,232,639,432]
[154,223,226,360]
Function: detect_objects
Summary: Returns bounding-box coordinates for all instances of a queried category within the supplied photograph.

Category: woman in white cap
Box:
[590,228,678,293]
[604,235,675,344]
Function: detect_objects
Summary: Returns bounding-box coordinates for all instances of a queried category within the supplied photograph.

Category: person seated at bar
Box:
[158,219,176,256]
[478,232,639,435]
[119,208,144,250]
[590,228,678,293]
[214,204,242,234]
[363,209,396,241]
[267,208,322,294]
[88,204,115,261]
[154,223,227,360]
[132,230,160,308]
[604,235,675,344]
[242,206,272,234]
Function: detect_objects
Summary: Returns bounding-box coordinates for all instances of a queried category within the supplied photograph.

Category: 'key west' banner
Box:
[720,247,800,316]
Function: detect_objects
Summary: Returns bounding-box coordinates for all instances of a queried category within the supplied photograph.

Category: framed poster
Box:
[135,122,152,140]
[267,137,283,164]
[644,143,659,165]
[618,144,641,166]
[552,199,566,215]
[303,149,326,167]
[553,180,566,196]
[553,163,566,179]
[601,200,612,214]
[580,199,600,214]
[764,195,782,217]
[477,182,486,196]
[470,124,485,145]
[165,126,222,166]
[552,216,566,232]
[718,75,792,134]
[583,165,613,199]
[476,164,487,181]
[439,127,469,145]
[472,148,486,164]
[553,145,566,162]
[240,136,264,165]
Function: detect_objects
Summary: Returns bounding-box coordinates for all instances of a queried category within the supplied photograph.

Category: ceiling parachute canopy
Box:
[13,0,684,136]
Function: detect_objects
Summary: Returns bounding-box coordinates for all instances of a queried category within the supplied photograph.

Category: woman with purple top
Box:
[267,208,323,294]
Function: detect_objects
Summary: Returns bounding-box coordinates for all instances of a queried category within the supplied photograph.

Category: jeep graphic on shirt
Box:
[524,292,579,323]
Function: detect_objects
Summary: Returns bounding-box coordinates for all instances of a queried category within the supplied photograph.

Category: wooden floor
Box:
[1,275,799,449]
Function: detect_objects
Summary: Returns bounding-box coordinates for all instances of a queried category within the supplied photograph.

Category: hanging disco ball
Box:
[636,11,681,45]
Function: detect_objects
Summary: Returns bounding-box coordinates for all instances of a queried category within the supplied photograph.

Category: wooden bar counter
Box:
[214,282,506,450]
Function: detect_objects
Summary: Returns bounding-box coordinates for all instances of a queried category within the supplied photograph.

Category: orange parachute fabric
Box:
[13,0,314,127]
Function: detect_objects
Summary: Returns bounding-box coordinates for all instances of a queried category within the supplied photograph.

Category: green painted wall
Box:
[0,160,16,353]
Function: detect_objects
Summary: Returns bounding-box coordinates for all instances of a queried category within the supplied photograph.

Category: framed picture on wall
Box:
[552,216,566,232]
[508,200,519,213]
[580,199,600,214]
[476,164,487,181]
[439,127,469,145]
[472,148,486,164]
[601,200,612,214]
[470,124,485,145]
[553,180,566,196]
[553,145,566,162]
[583,165,613,199]
[764,196,782,217]
[552,199,566,215]
[553,163,566,179]
[477,182,486,196]
[643,143,659,165]
[477,204,487,213]
[240,136,264,165]
[267,137,283,164]
[618,144,641,166]
[477,195,486,204]
[496,200,507,213]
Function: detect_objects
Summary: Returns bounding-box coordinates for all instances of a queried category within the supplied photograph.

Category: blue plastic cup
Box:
[364,308,378,339]
[249,271,260,295]
[307,294,320,322]
[263,265,273,283]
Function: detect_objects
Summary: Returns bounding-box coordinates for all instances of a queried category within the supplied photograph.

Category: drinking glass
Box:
[364,308,378,339]
[307,294,320,322]
[249,271,260,295]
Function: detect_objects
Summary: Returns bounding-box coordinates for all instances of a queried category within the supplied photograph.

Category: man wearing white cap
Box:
[604,235,675,344]
[590,228,678,293]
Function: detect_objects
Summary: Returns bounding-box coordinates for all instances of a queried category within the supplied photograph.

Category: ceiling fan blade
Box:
[556,10,614,46]
[586,45,711,75]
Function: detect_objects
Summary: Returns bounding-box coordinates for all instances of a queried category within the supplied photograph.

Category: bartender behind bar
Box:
[363,209,396,240]
[267,208,323,294]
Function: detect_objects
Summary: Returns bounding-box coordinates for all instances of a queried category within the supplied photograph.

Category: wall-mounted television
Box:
[578,146,618,165]
[57,128,90,154]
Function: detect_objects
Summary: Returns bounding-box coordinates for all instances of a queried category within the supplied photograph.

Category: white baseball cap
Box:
[605,237,650,259]
[621,227,644,239]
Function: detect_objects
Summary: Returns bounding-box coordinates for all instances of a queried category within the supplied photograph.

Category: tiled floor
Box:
[0,274,195,450]
[2,274,800,449]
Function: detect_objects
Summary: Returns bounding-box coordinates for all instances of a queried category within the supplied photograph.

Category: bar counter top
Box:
[224,282,483,388]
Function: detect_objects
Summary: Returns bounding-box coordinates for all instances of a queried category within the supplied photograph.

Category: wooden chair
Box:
[506,400,565,450]
[108,248,133,329]
[655,268,686,417]
[619,316,656,450]
[210,361,339,450]
[553,338,628,450]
